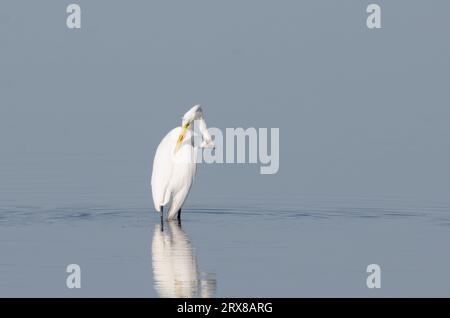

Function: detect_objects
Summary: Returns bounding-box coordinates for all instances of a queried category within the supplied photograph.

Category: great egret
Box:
[151,105,214,221]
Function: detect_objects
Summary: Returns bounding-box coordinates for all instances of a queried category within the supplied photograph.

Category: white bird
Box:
[151,105,214,221]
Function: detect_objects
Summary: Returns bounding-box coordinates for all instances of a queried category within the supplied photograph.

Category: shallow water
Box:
[1,196,450,297]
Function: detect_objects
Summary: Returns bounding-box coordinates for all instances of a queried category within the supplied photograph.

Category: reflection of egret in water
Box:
[151,222,216,298]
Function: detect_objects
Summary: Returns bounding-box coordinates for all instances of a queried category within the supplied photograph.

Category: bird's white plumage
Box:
[151,127,197,219]
[151,105,213,220]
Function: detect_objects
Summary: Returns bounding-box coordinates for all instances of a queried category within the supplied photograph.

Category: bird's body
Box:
[151,105,214,221]
[151,127,197,220]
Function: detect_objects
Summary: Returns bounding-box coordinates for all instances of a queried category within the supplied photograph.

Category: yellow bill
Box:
[174,123,189,153]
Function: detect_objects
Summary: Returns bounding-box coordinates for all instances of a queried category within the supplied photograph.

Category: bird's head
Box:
[181,104,203,126]
[175,105,215,152]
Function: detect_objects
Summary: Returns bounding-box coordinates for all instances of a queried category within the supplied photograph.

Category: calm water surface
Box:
[1,196,450,297]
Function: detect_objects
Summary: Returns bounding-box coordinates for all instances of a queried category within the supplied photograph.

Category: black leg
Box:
[160,206,164,232]
[177,209,182,227]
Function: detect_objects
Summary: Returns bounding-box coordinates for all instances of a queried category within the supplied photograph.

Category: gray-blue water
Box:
[1,0,450,298]
[1,195,450,297]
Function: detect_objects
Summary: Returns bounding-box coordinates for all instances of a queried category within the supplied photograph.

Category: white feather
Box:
[151,127,197,219]
[151,105,214,220]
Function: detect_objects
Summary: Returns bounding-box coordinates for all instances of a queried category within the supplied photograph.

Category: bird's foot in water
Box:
[159,206,164,231]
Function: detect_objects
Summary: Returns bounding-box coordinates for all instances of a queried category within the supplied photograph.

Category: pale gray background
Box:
[1,0,450,297]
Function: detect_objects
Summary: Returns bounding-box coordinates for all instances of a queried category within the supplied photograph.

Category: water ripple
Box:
[0,203,449,227]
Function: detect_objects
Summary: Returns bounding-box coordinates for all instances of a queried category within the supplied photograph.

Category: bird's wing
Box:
[151,128,181,212]
[166,143,197,219]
